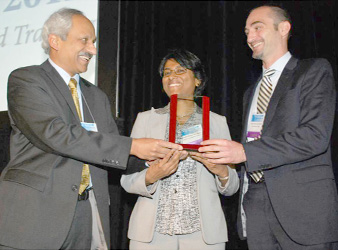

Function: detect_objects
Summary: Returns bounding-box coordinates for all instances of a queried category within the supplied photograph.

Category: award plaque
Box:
[169,94,210,151]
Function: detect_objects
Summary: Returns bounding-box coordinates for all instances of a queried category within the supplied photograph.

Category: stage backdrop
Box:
[97,1,338,249]
[0,0,98,111]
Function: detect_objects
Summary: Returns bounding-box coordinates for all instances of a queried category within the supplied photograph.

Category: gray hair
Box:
[41,8,83,54]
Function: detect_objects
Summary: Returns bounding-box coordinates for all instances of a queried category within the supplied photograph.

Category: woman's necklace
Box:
[177,112,194,118]
[177,109,194,126]
[177,103,195,118]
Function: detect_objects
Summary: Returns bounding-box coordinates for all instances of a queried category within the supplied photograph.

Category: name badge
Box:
[81,122,98,132]
[181,124,203,145]
[246,114,264,141]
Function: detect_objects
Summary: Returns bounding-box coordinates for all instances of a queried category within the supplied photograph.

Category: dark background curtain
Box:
[0,1,337,250]
[98,1,338,249]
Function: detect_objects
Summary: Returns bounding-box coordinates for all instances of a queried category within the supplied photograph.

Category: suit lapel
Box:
[41,60,80,122]
[241,84,257,143]
[79,78,95,123]
[262,57,298,132]
[149,110,168,140]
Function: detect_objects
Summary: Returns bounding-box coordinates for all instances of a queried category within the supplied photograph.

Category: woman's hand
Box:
[189,151,230,185]
[145,150,181,185]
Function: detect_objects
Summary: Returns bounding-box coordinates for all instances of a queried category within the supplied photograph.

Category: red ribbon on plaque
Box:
[169,94,210,150]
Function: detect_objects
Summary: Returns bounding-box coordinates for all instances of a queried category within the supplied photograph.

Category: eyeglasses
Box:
[162,67,188,77]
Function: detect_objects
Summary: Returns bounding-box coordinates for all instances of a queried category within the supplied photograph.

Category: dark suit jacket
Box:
[237,57,338,245]
[0,60,132,249]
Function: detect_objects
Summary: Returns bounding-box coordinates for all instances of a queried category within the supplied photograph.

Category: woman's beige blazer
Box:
[121,107,239,244]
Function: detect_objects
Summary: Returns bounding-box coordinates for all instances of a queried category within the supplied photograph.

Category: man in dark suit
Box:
[0,8,182,250]
[199,5,338,250]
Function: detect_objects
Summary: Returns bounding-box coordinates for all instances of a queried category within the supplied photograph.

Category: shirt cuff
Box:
[216,165,231,190]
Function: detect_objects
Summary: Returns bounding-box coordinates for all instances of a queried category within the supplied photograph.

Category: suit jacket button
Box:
[72,185,78,192]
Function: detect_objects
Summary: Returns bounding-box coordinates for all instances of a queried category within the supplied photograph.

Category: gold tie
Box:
[257,69,276,114]
[249,69,276,183]
[69,78,90,195]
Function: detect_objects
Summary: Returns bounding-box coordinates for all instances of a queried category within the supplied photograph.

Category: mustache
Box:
[79,52,93,59]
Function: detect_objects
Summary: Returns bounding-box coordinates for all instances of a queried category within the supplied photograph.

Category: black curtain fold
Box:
[97,1,338,249]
